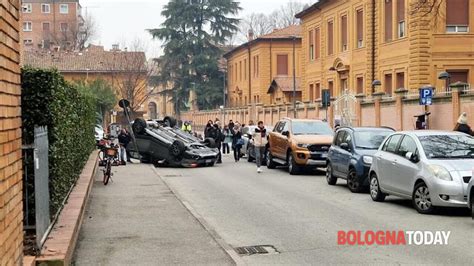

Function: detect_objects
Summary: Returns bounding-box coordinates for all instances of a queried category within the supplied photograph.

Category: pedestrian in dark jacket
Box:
[118,128,132,163]
[212,124,223,164]
[204,120,213,138]
[454,112,473,135]
[232,124,243,162]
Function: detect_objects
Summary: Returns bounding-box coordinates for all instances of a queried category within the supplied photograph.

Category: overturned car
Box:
[128,118,219,167]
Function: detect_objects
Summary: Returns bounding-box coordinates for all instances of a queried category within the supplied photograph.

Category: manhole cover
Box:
[234,245,278,256]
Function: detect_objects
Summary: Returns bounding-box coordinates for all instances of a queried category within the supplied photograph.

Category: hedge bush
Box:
[22,67,96,216]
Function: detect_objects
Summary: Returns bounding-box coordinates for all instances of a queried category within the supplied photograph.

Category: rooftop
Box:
[295,0,331,19]
[267,77,301,93]
[21,45,147,73]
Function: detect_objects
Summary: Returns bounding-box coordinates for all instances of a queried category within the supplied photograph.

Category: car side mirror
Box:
[282,131,289,137]
[405,152,419,163]
[340,143,350,151]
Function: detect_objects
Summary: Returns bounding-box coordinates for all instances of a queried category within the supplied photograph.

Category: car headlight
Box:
[428,165,453,181]
[297,143,310,148]
[362,155,373,165]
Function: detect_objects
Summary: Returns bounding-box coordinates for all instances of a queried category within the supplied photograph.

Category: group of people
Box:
[203,118,267,173]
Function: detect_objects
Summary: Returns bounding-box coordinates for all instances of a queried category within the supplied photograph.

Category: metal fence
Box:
[22,126,50,251]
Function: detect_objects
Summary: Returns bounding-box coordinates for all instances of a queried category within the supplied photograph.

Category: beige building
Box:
[296,0,474,101]
[21,0,84,50]
[224,25,303,106]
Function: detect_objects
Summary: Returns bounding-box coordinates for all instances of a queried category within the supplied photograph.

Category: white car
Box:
[369,131,474,214]
[95,125,104,142]
[468,174,474,219]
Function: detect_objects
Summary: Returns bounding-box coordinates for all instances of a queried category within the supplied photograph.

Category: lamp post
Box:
[438,71,451,92]
[292,35,297,118]
[372,80,381,93]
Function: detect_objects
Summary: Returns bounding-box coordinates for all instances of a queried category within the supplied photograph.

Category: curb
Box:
[36,151,99,266]
[151,166,247,266]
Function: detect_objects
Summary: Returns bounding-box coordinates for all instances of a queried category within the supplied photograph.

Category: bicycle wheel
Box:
[103,160,111,185]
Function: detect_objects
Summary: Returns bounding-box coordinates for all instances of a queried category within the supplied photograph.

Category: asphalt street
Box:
[157,153,474,265]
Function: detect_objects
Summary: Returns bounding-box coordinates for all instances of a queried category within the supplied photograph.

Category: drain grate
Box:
[234,245,278,256]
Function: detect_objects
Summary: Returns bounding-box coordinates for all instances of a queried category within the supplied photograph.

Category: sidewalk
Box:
[73,163,234,265]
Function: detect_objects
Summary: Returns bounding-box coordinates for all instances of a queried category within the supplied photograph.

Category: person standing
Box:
[204,120,213,138]
[232,124,243,162]
[252,121,268,173]
[228,120,235,131]
[118,128,132,164]
[181,121,192,134]
[454,112,473,135]
[222,125,232,154]
[211,123,223,164]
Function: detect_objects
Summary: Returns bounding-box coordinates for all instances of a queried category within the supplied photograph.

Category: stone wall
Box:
[0,0,23,265]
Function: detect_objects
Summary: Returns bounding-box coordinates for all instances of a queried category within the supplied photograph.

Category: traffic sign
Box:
[419,87,434,106]
[322,89,331,107]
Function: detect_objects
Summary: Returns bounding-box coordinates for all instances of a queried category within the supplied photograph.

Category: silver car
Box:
[468,175,474,219]
[369,131,474,214]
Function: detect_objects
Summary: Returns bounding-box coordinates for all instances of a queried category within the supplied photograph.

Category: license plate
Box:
[321,153,328,158]
[205,159,212,163]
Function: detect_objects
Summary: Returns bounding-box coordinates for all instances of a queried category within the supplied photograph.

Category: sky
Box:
[81,0,312,58]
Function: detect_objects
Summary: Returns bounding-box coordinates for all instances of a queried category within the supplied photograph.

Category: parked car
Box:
[468,174,474,219]
[266,118,333,175]
[128,118,219,167]
[95,125,104,143]
[369,131,474,214]
[326,127,394,192]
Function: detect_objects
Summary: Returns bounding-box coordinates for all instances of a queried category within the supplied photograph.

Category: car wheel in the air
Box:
[169,140,186,157]
[370,173,386,202]
[326,162,337,185]
[163,116,177,128]
[412,182,436,214]
[132,118,147,135]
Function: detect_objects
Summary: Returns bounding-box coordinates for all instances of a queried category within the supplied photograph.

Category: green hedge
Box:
[21,67,96,216]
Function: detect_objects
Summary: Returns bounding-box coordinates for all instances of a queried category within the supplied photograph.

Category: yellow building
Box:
[296,0,474,101]
[224,25,303,107]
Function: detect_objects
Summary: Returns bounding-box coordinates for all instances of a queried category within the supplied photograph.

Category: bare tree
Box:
[108,40,155,116]
[269,1,306,29]
[72,13,97,51]
[240,13,273,40]
[409,0,443,26]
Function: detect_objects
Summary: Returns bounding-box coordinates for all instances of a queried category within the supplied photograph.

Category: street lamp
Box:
[372,80,381,93]
[438,71,451,92]
[292,35,297,118]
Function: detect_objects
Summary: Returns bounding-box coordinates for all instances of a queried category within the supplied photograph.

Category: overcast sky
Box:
[81,0,312,58]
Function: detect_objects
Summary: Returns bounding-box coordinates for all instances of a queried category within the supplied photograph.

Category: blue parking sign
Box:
[419,87,434,106]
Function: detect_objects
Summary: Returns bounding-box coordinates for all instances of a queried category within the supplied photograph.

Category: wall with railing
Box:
[181,87,474,132]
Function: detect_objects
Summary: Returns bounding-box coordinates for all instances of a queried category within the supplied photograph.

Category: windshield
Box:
[354,130,392,149]
[291,121,333,135]
[419,134,474,159]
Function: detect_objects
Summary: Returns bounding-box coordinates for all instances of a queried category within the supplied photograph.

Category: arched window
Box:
[148,102,157,119]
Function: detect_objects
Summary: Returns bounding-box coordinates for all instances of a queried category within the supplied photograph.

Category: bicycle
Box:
[102,146,118,185]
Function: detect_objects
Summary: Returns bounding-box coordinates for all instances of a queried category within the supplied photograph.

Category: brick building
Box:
[0,0,24,264]
[21,0,84,50]
[296,0,474,100]
[224,25,302,107]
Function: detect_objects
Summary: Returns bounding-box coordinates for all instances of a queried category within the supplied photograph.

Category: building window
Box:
[276,54,288,76]
[239,61,242,81]
[244,59,247,80]
[315,83,321,99]
[256,56,259,77]
[23,22,32,32]
[23,39,33,46]
[315,28,321,59]
[309,30,314,60]
[60,23,68,32]
[447,70,469,92]
[22,3,32,13]
[385,0,393,42]
[446,0,469,33]
[60,4,69,14]
[42,22,50,31]
[309,84,314,101]
[396,72,405,89]
[356,9,364,48]
[397,0,405,38]
[328,81,334,96]
[384,74,393,95]
[41,4,51,13]
[357,77,364,94]
[341,15,348,51]
[327,21,334,55]
[234,63,237,82]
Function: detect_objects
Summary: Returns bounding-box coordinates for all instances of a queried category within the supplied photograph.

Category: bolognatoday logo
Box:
[337,230,451,246]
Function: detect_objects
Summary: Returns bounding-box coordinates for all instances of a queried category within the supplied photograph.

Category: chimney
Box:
[112,44,120,51]
[248,29,254,41]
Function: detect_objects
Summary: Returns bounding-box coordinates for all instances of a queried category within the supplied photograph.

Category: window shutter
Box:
[341,15,348,49]
[385,0,393,41]
[277,55,288,76]
[357,77,364,94]
[309,30,314,59]
[315,28,321,58]
[357,10,363,42]
[384,74,393,95]
[328,21,333,55]
[446,0,469,25]
[448,71,468,83]
[396,72,404,89]
[397,0,405,22]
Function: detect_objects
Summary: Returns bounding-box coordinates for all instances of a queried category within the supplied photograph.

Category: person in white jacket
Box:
[252,121,268,173]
